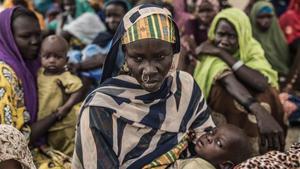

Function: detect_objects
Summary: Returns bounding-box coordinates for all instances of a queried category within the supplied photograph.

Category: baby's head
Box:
[194,124,252,169]
[40,35,69,75]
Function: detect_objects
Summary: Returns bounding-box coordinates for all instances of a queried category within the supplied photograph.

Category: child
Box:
[37,35,83,156]
[171,124,252,169]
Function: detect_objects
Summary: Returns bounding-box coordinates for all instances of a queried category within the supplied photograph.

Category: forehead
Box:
[125,39,173,54]
[215,19,237,34]
[12,16,40,34]
[41,40,68,52]
[105,3,126,14]
[64,0,75,5]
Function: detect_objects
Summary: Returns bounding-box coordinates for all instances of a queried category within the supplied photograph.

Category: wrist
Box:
[243,97,257,113]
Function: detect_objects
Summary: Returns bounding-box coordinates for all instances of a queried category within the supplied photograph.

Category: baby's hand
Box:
[55,106,69,121]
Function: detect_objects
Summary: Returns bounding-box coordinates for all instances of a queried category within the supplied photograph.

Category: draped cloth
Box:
[72,71,214,169]
[250,1,291,75]
[0,7,39,123]
[193,8,278,98]
[0,124,36,169]
[279,0,300,45]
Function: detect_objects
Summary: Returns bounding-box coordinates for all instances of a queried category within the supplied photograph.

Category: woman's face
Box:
[214,19,238,54]
[12,16,41,60]
[195,1,217,29]
[63,0,76,17]
[125,39,173,92]
[105,4,126,33]
[256,13,273,32]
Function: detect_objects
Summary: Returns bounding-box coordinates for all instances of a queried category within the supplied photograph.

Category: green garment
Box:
[250,1,290,75]
[75,0,95,17]
[193,8,278,98]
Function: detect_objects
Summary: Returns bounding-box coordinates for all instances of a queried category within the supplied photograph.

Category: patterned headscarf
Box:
[121,14,176,44]
[0,124,36,169]
[101,4,180,83]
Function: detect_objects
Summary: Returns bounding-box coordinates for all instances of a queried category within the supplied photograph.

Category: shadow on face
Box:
[214,19,239,54]
[124,39,174,92]
[12,15,41,60]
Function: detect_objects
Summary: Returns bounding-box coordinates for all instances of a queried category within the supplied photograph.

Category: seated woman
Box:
[0,7,71,168]
[0,124,36,169]
[193,8,286,155]
[250,1,291,86]
[72,4,215,169]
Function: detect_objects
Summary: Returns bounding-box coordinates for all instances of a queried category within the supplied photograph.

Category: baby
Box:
[38,35,83,156]
[172,124,252,169]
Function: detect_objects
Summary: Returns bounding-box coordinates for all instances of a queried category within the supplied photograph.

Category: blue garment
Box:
[288,95,300,126]
[68,41,124,87]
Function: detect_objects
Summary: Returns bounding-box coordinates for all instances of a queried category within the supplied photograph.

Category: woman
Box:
[250,1,291,83]
[0,7,71,168]
[72,4,214,169]
[280,0,300,92]
[0,124,36,169]
[193,8,285,154]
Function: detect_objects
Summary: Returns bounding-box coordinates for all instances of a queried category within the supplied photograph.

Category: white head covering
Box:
[0,124,36,169]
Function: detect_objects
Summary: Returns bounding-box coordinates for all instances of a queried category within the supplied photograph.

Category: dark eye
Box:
[134,56,143,62]
[158,55,166,60]
[216,140,222,147]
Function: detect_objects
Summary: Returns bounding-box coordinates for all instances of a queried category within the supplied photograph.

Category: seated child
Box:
[37,35,83,156]
[171,124,252,169]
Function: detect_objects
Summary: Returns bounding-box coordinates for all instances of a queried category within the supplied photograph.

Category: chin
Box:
[142,82,162,93]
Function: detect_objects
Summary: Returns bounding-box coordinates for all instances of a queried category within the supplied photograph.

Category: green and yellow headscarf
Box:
[193,8,278,98]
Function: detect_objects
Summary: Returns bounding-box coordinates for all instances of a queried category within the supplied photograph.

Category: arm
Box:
[197,41,268,92]
[283,41,300,92]
[220,74,284,153]
[56,86,85,120]
[69,54,105,73]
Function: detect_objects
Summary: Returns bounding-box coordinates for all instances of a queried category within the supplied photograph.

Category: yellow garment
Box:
[122,14,176,44]
[38,68,82,156]
[169,158,216,169]
[0,61,31,139]
[3,0,45,29]
[0,62,71,169]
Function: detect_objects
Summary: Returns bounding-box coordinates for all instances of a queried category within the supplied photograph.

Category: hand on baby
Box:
[279,93,297,117]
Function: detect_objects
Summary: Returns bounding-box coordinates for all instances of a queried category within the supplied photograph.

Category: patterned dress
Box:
[0,62,71,169]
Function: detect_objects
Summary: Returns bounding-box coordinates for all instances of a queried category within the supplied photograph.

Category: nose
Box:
[220,36,230,47]
[48,56,56,63]
[206,134,213,144]
[142,62,158,76]
[30,34,41,46]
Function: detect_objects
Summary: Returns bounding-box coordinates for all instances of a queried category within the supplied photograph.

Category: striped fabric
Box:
[142,134,189,169]
[72,71,214,169]
[122,14,176,44]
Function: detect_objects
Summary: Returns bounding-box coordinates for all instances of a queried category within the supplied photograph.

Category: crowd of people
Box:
[0,0,299,169]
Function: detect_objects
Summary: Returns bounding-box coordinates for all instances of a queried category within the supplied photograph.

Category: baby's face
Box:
[41,41,68,74]
[194,125,238,165]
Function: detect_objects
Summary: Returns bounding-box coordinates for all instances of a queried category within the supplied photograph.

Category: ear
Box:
[218,161,234,169]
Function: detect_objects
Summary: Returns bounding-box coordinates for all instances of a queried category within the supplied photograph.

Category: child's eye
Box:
[216,140,222,148]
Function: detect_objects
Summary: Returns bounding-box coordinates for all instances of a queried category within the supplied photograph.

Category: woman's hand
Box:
[249,102,285,153]
[196,40,222,58]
